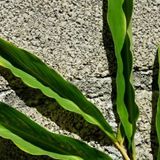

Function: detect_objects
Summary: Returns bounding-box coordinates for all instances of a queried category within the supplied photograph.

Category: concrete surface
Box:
[0,0,160,159]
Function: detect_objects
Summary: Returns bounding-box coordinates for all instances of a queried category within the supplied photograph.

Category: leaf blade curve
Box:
[0,102,112,160]
[107,0,139,152]
[121,1,139,157]
[0,38,116,142]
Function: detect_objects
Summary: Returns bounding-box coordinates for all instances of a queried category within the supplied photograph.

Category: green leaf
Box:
[0,38,116,142]
[121,1,139,157]
[0,102,112,160]
[156,46,160,159]
[107,0,139,151]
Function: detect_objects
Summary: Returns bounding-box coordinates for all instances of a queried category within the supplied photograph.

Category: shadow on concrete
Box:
[0,1,118,159]
[102,0,119,126]
[0,137,53,160]
[151,51,159,159]
[0,65,112,159]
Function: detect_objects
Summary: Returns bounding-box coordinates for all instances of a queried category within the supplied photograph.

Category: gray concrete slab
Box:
[0,0,159,159]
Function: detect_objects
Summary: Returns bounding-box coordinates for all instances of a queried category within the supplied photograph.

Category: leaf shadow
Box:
[102,0,119,125]
[0,137,53,160]
[0,66,112,159]
[151,51,159,159]
[0,1,118,159]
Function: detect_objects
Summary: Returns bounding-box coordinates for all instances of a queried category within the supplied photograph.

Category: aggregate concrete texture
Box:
[0,0,160,159]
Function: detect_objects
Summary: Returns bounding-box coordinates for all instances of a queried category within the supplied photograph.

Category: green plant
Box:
[0,1,159,160]
[156,46,160,159]
[107,0,139,159]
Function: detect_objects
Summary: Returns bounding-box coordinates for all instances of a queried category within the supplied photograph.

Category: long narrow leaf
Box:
[156,46,160,159]
[0,102,112,160]
[121,1,139,157]
[0,38,116,142]
[107,0,139,154]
